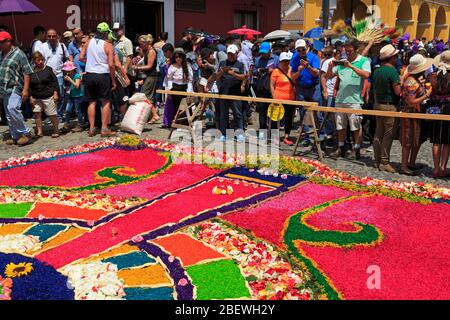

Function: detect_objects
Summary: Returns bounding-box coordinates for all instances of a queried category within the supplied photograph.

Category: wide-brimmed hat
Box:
[407,54,434,74]
[433,50,450,71]
[62,61,77,72]
[379,44,399,61]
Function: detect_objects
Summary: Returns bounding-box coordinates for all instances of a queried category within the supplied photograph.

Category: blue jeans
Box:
[3,92,30,140]
[65,98,84,125]
[218,99,243,137]
[57,75,66,119]
[324,96,336,136]
[296,84,325,135]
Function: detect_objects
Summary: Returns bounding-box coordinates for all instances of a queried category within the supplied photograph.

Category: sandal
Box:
[88,129,97,137]
[400,169,418,176]
[51,133,60,138]
[101,130,117,138]
[408,164,425,171]
[148,117,160,125]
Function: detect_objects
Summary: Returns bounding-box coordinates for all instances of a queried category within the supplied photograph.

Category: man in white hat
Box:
[112,23,133,79]
[372,44,402,173]
[290,38,321,144]
[216,44,246,142]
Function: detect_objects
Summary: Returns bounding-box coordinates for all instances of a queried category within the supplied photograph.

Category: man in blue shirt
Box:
[68,28,84,73]
[253,42,279,140]
[290,39,322,141]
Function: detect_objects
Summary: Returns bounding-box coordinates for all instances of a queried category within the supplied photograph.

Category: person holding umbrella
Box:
[0,31,34,146]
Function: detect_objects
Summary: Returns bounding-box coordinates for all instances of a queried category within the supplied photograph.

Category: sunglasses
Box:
[47,35,57,39]
[297,48,307,52]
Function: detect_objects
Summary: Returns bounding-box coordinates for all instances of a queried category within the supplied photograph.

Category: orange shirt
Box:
[271,68,295,101]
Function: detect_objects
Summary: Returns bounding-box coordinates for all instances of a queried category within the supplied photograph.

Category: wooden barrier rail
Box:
[157,90,450,122]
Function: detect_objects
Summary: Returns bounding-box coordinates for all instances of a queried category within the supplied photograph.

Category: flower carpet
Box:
[0,137,449,300]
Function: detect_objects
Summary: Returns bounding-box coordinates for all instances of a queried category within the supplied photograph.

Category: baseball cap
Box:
[295,39,307,49]
[63,31,73,39]
[227,44,239,55]
[112,23,123,30]
[259,42,271,54]
[97,22,112,33]
[0,31,12,42]
[279,52,293,62]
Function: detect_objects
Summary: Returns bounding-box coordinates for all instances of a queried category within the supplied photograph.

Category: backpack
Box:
[28,39,40,61]
[254,57,272,93]
[61,43,68,63]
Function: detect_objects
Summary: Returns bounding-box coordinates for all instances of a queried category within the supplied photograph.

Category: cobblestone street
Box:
[2,114,449,188]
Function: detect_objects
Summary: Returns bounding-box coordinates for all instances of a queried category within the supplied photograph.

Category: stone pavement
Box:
[1,116,449,188]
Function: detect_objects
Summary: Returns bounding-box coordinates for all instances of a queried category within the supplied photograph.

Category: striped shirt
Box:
[0,47,33,97]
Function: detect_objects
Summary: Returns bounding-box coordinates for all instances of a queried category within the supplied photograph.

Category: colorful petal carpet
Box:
[0,136,449,300]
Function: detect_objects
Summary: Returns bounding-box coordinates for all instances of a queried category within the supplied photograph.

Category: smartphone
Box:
[334,59,347,66]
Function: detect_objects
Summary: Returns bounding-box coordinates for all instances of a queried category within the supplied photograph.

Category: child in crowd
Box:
[62,61,85,132]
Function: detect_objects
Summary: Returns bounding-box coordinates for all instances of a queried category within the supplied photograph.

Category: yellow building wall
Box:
[303,0,449,40]
[281,24,304,32]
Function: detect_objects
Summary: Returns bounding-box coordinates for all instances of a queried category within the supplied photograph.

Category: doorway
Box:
[125,0,163,44]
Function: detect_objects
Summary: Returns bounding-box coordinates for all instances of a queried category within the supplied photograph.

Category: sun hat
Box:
[227,44,239,55]
[0,31,12,42]
[433,50,450,71]
[259,42,271,54]
[279,51,293,62]
[295,39,307,49]
[379,44,399,61]
[62,61,77,72]
[407,54,434,74]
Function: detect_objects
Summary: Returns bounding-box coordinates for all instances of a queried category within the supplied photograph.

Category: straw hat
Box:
[379,44,399,61]
[407,54,434,74]
[433,50,450,71]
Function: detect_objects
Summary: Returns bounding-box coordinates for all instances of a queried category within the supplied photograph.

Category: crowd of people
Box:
[0,22,449,178]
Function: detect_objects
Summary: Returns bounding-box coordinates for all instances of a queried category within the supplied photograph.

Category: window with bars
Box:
[234,10,258,30]
[175,0,206,12]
